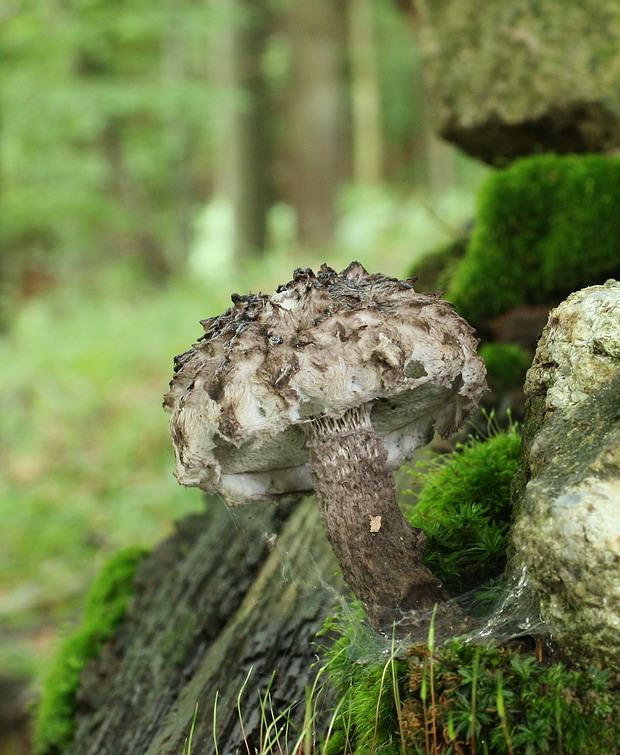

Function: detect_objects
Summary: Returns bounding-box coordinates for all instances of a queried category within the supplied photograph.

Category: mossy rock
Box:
[409,234,469,294]
[481,343,532,394]
[447,154,620,323]
[417,0,620,163]
[33,547,147,755]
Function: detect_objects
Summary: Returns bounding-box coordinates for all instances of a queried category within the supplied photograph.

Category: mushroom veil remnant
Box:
[164,263,487,628]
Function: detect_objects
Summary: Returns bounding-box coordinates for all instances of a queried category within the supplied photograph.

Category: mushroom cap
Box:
[164,262,487,504]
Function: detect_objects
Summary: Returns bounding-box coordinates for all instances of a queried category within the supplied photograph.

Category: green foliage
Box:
[409,236,469,295]
[33,546,147,755]
[320,604,407,755]
[480,343,532,393]
[1,0,222,285]
[447,154,620,322]
[321,619,620,754]
[403,423,522,595]
[0,274,210,679]
[402,639,620,754]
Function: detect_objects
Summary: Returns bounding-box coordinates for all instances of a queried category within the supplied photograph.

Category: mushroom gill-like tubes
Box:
[304,405,450,628]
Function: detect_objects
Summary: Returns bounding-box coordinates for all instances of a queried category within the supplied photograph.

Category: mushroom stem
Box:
[305,407,450,630]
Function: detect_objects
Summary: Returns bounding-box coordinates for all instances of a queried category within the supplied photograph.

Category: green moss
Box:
[409,235,469,294]
[480,343,532,393]
[322,615,620,754]
[33,547,147,755]
[320,604,408,755]
[447,154,620,322]
[403,425,522,595]
[402,640,620,754]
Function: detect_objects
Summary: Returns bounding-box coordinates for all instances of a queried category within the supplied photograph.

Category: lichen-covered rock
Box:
[417,0,620,163]
[512,281,620,668]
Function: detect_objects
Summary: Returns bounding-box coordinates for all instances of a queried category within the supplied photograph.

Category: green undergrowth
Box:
[33,546,147,755]
[321,610,620,755]
[447,153,620,322]
[480,343,532,394]
[403,420,522,596]
[320,602,408,755]
[400,640,620,754]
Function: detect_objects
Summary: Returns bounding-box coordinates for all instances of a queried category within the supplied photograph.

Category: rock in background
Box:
[511,281,620,668]
[417,0,620,163]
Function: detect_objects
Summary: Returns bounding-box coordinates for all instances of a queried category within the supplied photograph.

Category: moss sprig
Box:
[402,640,620,754]
[403,420,522,595]
[319,603,407,755]
[33,547,147,755]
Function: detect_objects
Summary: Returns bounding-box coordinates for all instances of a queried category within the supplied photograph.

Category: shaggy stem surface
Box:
[305,408,450,630]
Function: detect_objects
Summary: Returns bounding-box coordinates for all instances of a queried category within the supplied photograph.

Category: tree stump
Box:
[65,497,341,755]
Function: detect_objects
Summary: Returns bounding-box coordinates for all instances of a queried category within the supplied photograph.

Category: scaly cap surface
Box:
[164,263,487,503]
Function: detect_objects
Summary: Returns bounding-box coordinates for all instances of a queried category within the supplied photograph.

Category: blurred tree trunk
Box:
[418,78,456,194]
[162,0,194,268]
[347,0,383,185]
[63,498,341,755]
[99,121,172,280]
[214,0,272,265]
[286,0,347,248]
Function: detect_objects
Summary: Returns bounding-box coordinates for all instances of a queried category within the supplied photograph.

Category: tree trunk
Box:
[161,0,194,268]
[99,121,172,280]
[214,0,272,265]
[347,0,383,185]
[65,497,341,755]
[285,0,347,248]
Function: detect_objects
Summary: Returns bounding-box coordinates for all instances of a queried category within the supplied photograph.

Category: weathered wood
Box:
[67,497,341,755]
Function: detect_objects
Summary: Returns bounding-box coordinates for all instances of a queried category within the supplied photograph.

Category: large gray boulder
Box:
[417,0,620,163]
[511,281,620,668]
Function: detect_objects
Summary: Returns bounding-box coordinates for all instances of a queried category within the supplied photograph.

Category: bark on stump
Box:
[65,497,341,755]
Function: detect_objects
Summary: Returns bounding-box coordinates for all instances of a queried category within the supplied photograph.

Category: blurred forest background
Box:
[0,0,488,746]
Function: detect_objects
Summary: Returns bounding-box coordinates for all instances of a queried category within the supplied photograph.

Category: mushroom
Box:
[164,263,487,629]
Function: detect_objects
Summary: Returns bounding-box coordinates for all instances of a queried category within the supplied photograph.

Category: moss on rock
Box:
[481,343,532,393]
[33,547,147,755]
[512,283,620,670]
[403,425,522,595]
[447,154,620,323]
[417,0,620,163]
[409,235,469,294]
